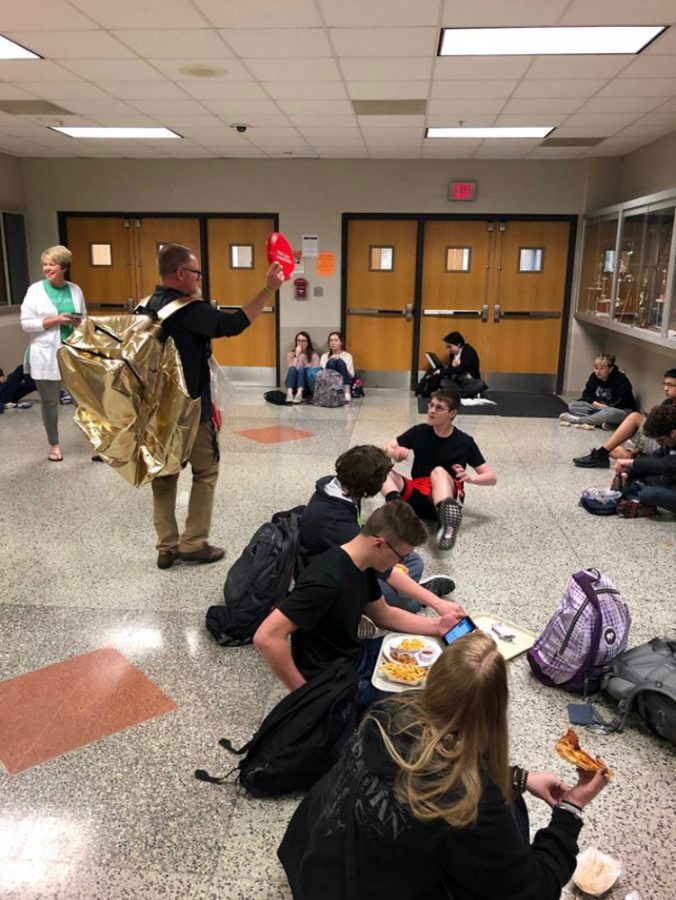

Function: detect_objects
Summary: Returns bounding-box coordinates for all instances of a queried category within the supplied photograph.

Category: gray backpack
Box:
[312,369,345,407]
[601,638,676,745]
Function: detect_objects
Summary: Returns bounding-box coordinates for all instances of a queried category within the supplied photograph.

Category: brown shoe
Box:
[177,544,225,564]
[157,549,177,570]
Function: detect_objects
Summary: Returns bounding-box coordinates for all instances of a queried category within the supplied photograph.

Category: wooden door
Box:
[65,216,135,309]
[345,220,417,386]
[419,220,493,370]
[206,218,276,368]
[490,220,570,376]
[133,217,201,299]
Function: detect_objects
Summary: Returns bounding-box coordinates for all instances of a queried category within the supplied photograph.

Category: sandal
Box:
[48,451,63,462]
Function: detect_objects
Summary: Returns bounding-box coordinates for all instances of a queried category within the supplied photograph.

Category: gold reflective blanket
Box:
[57,315,200,487]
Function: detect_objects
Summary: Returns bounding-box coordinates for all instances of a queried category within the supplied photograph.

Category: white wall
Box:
[619,131,676,202]
[0,154,27,370]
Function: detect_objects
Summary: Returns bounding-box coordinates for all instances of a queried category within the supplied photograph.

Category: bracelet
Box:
[556,801,583,821]
[511,766,529,794]
[262,285,275,300]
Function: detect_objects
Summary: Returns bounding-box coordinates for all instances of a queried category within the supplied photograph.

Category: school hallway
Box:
[1,388,675,900]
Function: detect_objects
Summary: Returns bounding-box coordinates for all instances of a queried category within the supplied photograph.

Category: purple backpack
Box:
[527,569,631,695]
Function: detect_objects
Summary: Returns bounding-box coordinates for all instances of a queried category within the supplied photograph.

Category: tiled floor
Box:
[1,388,675,899]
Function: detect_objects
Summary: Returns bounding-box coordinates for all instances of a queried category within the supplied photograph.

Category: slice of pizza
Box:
[555,728,614,779]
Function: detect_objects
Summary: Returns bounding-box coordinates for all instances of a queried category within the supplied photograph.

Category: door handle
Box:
[499,310,561,319]
[404,303,414,321]
[494,304,502,322]
[422,309,482,317]
[349,307,405,316]
[481,304,488,322]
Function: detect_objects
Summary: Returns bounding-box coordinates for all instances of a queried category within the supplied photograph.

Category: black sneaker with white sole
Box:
[573,446,610,468]
[419,575,456,596]
[436,498,462,550]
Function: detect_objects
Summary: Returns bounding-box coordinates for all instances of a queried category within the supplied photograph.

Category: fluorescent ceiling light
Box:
[0,34,40,59]
[439,26,667,56]
[426,127,554,139]
[50,127,182,139]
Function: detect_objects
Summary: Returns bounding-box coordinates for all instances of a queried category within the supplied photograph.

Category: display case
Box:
[577,190,676,349]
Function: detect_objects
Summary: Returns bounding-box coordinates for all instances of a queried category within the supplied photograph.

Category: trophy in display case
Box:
[587,252,612,316]
[615,249,637,321]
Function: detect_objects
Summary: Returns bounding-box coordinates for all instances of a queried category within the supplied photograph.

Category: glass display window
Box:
[578,216,619,317]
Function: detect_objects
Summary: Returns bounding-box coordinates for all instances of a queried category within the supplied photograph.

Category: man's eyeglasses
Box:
[378,535,407,564]
[175,266,202,278]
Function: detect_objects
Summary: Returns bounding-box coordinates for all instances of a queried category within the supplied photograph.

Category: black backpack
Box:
[205,507,306,647]
[264,389,288,405]
[195,659,359,796]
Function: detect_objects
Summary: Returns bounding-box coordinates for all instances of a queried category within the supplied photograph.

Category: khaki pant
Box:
[151,419,219,553]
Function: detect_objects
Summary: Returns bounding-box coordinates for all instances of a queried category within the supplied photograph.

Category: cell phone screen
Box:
[442,615,476,646]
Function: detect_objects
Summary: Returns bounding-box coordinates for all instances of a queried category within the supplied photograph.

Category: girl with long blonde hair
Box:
[279,631,609,899]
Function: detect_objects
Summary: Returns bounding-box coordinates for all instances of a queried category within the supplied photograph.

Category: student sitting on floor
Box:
[299,444,461,615]
[573,368,676,468]
[319,331,354,405]
[381,389,496,551]
[278,630,609,900]
[0,364,36,412]
[614,403,676,517]
[559,353,636,430]
[253,502,463,715]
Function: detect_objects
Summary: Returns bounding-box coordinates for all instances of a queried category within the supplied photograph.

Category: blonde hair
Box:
[594,353,615,368]
[368,630,510,829]
[41,245,72,269]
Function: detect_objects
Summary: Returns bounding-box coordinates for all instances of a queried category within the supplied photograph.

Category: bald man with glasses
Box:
[147,242,284,570]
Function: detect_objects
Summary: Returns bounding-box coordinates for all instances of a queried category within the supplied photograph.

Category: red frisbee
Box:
[266,232,295,281]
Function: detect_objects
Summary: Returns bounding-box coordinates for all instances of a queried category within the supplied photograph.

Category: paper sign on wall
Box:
[316,252,335,276]
[302,234,318,257]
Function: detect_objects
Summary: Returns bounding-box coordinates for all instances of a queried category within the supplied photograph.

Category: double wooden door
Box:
[63,214,276,373]
[345,217,572,390]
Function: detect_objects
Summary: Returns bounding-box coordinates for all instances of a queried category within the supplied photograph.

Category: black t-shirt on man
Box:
[276,546,381,680]
[396,424,485,480]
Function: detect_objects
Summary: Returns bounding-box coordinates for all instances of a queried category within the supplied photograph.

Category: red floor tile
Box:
[0,648,176,774]
[235,425,314,444]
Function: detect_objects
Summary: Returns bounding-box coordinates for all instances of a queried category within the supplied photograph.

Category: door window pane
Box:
[445,246,471,272]
[230,244,254,269]
[369,246,394,271]
[89,243,112,266]
[518,247,544,272]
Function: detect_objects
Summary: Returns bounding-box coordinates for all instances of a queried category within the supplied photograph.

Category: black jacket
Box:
[146,285,249,420]
[444,342,481,380]
[580,367,636,411]
[632,447,676,486]
[279,704,582,900]
[299,476,362,556]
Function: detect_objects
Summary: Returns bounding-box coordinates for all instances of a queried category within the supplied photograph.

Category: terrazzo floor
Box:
[0,388,674,900]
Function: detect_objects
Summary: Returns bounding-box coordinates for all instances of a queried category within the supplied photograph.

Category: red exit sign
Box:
[448,181,477,201]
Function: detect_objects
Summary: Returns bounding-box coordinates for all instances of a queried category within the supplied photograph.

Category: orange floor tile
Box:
[235,425,314,444]
[0,648,176,775]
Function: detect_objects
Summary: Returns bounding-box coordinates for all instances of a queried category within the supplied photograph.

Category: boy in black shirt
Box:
[382,389,496,550]
[254,502,464,710]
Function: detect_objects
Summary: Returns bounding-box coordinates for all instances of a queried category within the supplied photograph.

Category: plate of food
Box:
[378,659,429,687]
[382,634,442,668]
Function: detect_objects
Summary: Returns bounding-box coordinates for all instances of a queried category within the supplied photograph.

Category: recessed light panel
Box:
[0,35,40,60]
[439,26,667,56]
[50,127,182,139]
[426,127,554,139]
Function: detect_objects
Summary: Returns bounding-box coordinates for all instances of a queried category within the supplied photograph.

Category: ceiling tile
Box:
[355,114,424,128]
[578,97,665,114]
[263,82,348,100]
[193,0,322,28]
[161,117,230,131]
[329,28,437,57]
[181,81,269,100]
[526,57,634,80]
[125,99,212,117]
[564,112,641,129]
[0,85,43,100]
[428,98,507,115]
[631,111,676,127]
[0,60,80,82]
[112,29,230,59]
[220,29,332,58]
[512,79,608,99]
[656,97,676,112]
[502,97,586,114]
[341,58,433,81]
[494,113,568,126]
[440,0,569,27]
[553,125,634,138]
[148,58,251,81]
[244,58,341,81]
[198,98,282,117]
[560,0,675,26]
[347,82,429,101]
[7,30,136,59]
[0,0,95,30]
[57,98,150,116]
[426,114,495,127]
[431,80,517,99]
[20,82,115,100]
[320,0,440,27]
[102,83,193,101]
[618,56,676,79]
[57,59,167,82]
[287,114,358,129]
[276,98,354,116]
[68,0,211,29]
[599,78,676,97]
[434,56,532,80]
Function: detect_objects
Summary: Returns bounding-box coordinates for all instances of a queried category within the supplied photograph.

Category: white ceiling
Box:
[1,0,676,160]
